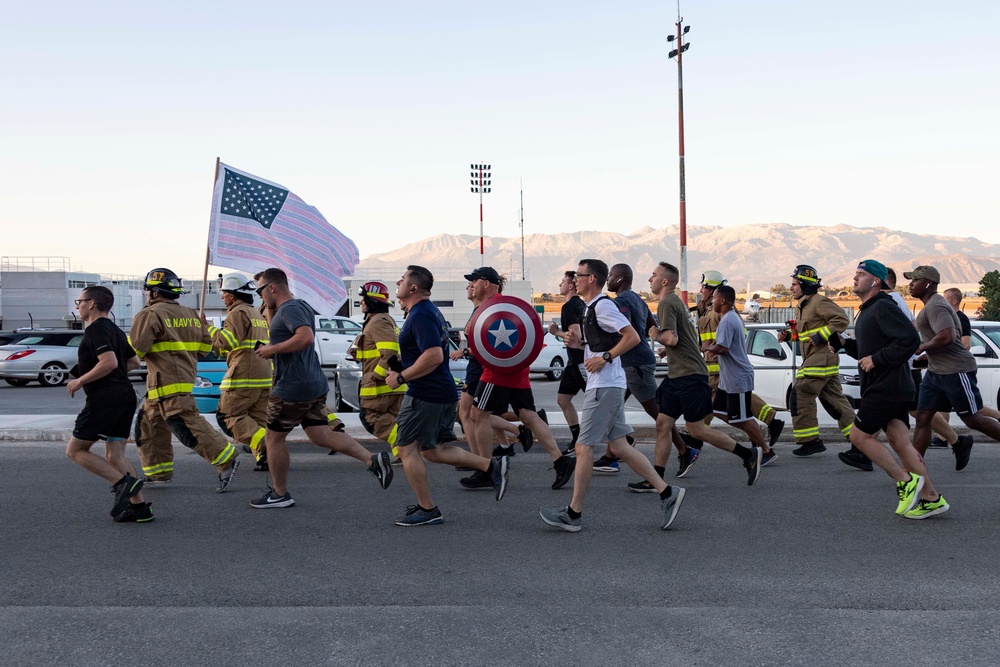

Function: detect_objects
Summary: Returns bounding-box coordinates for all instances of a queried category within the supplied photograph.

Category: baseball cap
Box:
[903,265,941,283]
[464,267,501,285]
[856,259,888,282]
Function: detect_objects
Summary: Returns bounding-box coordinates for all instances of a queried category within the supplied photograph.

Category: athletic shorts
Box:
[854,399,910,435]
[624,364,657,404]
[73,386,138,441]
[557,361,587,396]
[266,395,333,432]
[395,395,458,451]
[474,381,536,415]
[908,369,922,412]
[578,387,633,446]
[656,374,713,423]
[712,388,753,424]
[917,370,983,416]
[463,357,483,396]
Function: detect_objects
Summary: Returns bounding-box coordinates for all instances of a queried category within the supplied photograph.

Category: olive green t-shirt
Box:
[657,292,708,379]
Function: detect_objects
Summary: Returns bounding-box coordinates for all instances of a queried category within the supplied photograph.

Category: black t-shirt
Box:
[561,295,587,364]
[957,311,971,338]
[78,317,136,396]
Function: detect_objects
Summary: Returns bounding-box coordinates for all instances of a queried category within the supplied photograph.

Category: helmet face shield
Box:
[219,272,256,293]
[700,270,727,288]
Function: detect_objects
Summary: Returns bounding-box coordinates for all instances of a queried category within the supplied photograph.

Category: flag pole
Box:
[200,157,221,318]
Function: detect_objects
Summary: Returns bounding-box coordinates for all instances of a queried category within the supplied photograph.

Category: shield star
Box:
[489,320,518,350]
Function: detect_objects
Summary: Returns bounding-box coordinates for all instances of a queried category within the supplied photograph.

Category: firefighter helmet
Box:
[358,281,392,305]
[143,268,185,297]
[791,264,822,294]
[219,272,256,294]
[700,270,727,288]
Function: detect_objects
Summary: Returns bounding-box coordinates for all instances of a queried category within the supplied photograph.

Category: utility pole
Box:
[519,179,525,280]
[667,11,691,305]
[470,164,491,265]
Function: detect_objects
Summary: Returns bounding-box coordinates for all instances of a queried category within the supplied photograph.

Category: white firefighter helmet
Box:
[700,270,727,288]
[219,272,256,294]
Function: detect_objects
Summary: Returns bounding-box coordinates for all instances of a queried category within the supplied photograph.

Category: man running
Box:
[547,270,587,454]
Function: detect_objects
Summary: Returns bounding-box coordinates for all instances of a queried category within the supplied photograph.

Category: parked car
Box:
[0,330,85,387]
[745,324,860,411]
[192,352,227,414]
[530,332,569,381]
[969,321,1000,411]
[0,331,31,346]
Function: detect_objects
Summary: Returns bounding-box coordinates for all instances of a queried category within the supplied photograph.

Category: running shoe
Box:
[928,436,950,448]
[953,435,973,471]
[895,472,925,515]
[492,444,516,458]
[681,432,703,450]
[539,505,581,533]
[627,479,658,493]
[552,454,575,490]
[676,447,700,478]
[792,440,826,456]
[838,448,874,472]
[625,434,636,446]
[145,477,172,486]
[767,418,785,447]
[113,501,154,523]
[369,451,394,490]
[459,470,493,490]
[216,458,241,493]
[491,455,510,501]
[518,424,534,453]
[903,495,950,520]
[537,409,548,424]
[395,505,444,527]
[593,454,620,473]
[744,446,762,486]
[110,474,144,518]
[660,486,686,530]
[254,457,269,472]
[761,450,779,467]
[250,489,295,509]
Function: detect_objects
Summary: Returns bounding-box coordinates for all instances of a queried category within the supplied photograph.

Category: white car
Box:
[530,332,569,381]
[969,321,1000,411]
[745,324,860,411]
[0,330,84,387]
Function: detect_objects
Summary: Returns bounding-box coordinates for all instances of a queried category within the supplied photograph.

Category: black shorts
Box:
[712,388,753,423]
[908,369,922,412]
[854,399,910,435]
[73,386,138,441]
[557,361,587,396]
[464,357,483,396]
[473,382,536,415]
[918,370,984,416]
[395,395,458,451]
[656,374,713,422]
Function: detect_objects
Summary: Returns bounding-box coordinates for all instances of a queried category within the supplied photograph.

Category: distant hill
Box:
[356,223,1000,293]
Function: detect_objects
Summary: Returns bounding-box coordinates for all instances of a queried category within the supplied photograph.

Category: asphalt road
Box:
[2,438,999,666]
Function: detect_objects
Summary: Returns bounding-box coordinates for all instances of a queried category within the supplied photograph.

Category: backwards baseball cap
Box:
[464,266,501,285]
[856,259,888,282]
[903,265,941,283]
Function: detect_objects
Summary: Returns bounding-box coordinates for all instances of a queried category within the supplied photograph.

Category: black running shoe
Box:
[369,451,394,490]
[552,454,574,490]
[217,458,241,493]
[394,505,443,527]
[250,489,295,508]
[113,501,154,523]
[838,448,873,472]
[767,418,785,447]
[460,470,493,490]
[537,409,548,424]
[681,432,704,450]
[492,444,516,458]
[953,435,973,471]
[792,440,826,456]
[490,455,511,501]
[518,424,534,453]
[745,446,762,486]
[110,474,144,518]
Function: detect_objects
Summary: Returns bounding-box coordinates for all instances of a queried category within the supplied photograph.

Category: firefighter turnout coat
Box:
[354,312,406,446]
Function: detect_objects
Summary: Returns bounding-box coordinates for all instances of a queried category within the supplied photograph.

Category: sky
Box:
[2,1,998,279]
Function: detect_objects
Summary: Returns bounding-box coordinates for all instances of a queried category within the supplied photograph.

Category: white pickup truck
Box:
[314,316,363,373]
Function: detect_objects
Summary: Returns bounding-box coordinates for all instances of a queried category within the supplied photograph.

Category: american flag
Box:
[208,163,359,316]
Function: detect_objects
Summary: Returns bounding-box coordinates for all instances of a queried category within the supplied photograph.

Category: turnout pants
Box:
[136,394,238,480]
[359,394,403,445]
[792,375,854,443]
[217,387,269,459]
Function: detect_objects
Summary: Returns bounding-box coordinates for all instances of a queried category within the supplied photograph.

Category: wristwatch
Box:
[602,352,613,363]
[398,373,406,384]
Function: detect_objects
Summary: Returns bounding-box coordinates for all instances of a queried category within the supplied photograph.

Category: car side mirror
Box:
[763,348,783,359]
[970,345,986,357]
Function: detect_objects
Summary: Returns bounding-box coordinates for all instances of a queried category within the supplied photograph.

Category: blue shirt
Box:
[270,299,328,401]
[715,309,755,394]
[613,289,656,367]
[399,299,459,404]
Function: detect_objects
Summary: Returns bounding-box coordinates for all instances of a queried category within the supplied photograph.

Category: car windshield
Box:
[977,327,1000,350]
[15,336,45,345]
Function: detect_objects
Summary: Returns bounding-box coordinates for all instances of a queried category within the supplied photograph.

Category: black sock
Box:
[733,443,752,462]
[654,465,666,480]
[567,507,582,520]
[420,504,436,512]
[569,423,580,447]
[659,485,674,500]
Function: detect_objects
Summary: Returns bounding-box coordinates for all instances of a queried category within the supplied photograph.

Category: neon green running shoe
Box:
[895,472,925,515]
[904,495,950,520]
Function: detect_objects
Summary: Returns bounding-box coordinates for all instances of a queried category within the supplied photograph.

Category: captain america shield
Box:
[468,295,544,373]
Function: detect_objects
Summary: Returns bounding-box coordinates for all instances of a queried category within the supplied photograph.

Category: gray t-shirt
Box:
[270,299,328,400]
[715,309,755,393]
[916,293,976,374]
[657,292,708,379]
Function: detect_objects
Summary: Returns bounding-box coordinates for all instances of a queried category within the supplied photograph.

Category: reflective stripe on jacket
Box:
[355,312,407,400]
[208,301,273,391]
[129,299,213,401]
[794,293,849,378]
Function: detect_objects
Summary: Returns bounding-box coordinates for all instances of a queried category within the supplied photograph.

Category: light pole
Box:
[470,163,491,266]
[519,179,525,280]
[667,18,690,305]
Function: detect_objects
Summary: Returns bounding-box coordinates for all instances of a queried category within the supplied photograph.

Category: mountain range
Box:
[357,223,1000,293]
